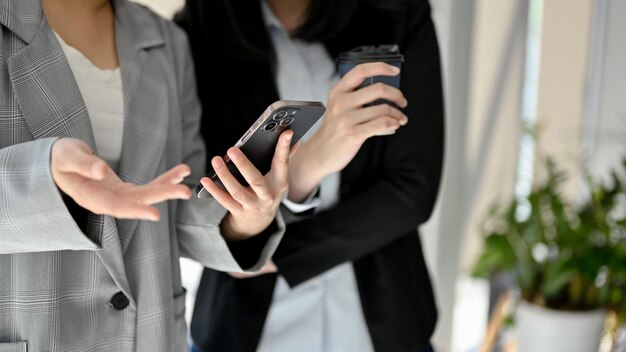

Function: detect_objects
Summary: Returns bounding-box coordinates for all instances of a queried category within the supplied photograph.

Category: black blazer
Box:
[176,0,444,350]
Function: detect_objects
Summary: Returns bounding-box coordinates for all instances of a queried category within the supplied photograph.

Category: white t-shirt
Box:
[55,32,124,171]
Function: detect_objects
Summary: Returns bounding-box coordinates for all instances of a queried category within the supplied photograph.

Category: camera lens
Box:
[273,111,288,121]
[280,117,294,126]
[263,122,278,131]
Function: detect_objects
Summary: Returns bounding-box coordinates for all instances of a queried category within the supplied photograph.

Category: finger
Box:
[199,176,243,212]
[110,202,162,222]
[54,139,109,180]
[125,183,192,205]
[348,83,407,108]
[354,116,403,140]
[335,62,400,93]
[150,164,192,185]
[210,156,253,205]
[268,130,293,187]
[226,148,272,200]
[350,103,409,125]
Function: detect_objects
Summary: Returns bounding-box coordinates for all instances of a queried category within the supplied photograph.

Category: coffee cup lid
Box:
[337,45,404,64]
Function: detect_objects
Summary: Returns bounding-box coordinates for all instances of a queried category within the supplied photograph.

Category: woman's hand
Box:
[51,138,192,221]
[287,62,409,202]
[200,130,294,241]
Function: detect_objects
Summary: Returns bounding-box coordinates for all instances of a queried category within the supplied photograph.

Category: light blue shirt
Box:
[257,2,375,352]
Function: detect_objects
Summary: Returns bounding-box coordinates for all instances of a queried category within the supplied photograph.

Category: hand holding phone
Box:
[196,100,325,198]
[195,100,325,240]
[199,130,295,240]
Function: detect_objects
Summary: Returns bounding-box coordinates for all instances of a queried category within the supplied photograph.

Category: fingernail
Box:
[228,148,241,161]
[391,66,400,74]
[285,133,292,142]
[212,158,223,169]
[403,99,408,107]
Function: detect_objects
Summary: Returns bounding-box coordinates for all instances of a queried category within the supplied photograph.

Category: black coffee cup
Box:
[337,44,404,106]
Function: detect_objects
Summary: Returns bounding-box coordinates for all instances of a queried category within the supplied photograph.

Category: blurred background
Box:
[132,0,626,351]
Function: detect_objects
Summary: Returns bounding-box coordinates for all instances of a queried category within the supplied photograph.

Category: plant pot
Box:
[614,323,626,352]
[516,300,606,352]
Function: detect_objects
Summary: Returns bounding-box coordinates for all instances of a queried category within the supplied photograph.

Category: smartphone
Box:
[195,100,326,198]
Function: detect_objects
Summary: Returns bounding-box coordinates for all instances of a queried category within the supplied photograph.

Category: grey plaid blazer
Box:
[0,0,285,351]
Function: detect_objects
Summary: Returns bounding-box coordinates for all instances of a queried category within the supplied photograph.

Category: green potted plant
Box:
[472,159,626,352]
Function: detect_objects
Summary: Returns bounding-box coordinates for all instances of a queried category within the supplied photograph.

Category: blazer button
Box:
[110,292,130,310]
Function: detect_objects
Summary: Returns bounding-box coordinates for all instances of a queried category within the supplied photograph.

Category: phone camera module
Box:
[272,111,289,121]
[280,117,295,126]
[263,121,279,131]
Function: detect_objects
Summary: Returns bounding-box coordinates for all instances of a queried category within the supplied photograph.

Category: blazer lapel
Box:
[113,0,167,252]
[7,18,97,150]
[5,1,134,301]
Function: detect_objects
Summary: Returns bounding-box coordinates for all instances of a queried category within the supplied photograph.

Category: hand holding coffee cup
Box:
[337,45,406,135]
[286,61,409,202]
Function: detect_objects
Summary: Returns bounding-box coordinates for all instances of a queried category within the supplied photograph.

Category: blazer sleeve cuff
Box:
[0,138,101,254]
[176,195,285,272]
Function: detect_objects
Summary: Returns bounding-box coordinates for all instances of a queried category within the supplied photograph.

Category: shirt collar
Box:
[261,0,287,33]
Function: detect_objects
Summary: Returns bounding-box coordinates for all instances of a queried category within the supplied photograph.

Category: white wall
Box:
[584,0,626,183]
[533,0,595,198]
